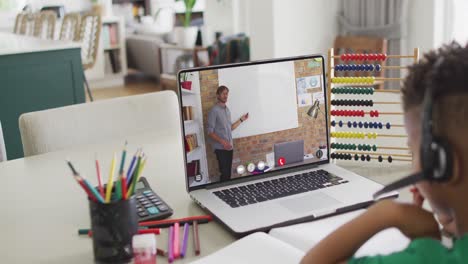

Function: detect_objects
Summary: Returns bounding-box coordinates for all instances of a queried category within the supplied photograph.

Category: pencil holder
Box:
[89,196,138,263]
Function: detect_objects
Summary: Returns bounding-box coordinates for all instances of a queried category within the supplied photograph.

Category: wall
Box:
[28,0,91,12]
[272,0,340,58]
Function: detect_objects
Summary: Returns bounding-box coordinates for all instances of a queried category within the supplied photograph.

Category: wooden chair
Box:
[13,12,27,34]
[76,12,102,101]
[19,13,37,36]
[333,35,387,89]
[59,12,81,41]
[33,11,57,40]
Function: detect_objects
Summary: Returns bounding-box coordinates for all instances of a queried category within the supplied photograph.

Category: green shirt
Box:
[348,235,468,264]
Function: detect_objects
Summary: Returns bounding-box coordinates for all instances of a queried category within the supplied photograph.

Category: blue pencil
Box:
[181,222,190,257]
[126,149,139,185]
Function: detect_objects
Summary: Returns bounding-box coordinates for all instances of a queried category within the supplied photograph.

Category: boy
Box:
[301,42,468,263]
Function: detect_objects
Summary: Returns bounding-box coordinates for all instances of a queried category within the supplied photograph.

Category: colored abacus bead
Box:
[360,154,366,161]
[338,120,343,127]
[331,120,336,127]
[378,155,383,162]
[358,122,363,128]
[366,155,371,161]
[375,64,382,72]
[386,122,391,129]
[331,153,336,159]
[340,54,347,61]
[354,154,359,161]
[372,145,377,151]
[364,122,369,128]
[388,156,393,163]
[353,121,357,128]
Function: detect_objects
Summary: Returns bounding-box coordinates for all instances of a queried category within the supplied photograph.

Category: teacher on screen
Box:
[207,85,249,181]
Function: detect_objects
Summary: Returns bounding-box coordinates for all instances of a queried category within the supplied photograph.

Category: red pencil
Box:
[87,228,160,237]
[139,215,212,227]
[75,176,97,202]
[95,156,104,198]
[120,171,127,200]
[193,220,200,255]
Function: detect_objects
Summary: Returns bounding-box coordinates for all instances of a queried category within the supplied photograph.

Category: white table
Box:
[0,130,412,263]
[0,32,79,55]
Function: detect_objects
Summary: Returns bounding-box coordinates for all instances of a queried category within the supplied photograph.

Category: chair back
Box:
[77,12,102,70]
[0,121,6,162]
[333,35,387,89]
[34,10,57,39]
[13,12,27,34]
[59,12,81,41]
[19,91,181,157]
[34,11,57,39]
[19,13,37,36]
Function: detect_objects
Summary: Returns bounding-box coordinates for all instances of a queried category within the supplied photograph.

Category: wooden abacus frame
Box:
[327,48,420,163]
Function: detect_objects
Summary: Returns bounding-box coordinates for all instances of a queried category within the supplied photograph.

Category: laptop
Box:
[274,140,304,167]
[178,55,395,236]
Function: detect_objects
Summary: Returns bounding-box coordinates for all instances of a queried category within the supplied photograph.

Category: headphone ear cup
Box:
[430,138,453,182]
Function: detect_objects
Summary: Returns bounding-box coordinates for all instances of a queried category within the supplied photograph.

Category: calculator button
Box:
[157,205,168,212]
[150,198,160,203]
[140,200,150,205]
[143,190,153,195]
[153,201,163,206]
[147,207,159,215]
[138,211,149,217]
[147,195,157,200]
[136,195,145,199]
[137,208,144,212]
[143,203,153,208]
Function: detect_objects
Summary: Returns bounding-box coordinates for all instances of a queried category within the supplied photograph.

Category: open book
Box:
[190,210,410,264]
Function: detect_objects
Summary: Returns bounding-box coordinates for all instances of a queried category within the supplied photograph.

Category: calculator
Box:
[135,177,173,222]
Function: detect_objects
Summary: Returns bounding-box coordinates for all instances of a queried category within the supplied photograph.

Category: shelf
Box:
[104,45,121,51]
[187,145,203,159]
[181,88,197,95]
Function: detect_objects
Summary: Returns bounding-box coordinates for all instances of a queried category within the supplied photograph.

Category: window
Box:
[445,0,468,44]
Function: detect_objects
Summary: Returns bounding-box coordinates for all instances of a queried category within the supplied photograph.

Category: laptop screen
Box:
[178,55,329,190]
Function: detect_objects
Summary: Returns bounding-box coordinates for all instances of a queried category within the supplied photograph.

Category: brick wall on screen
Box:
[199,59,327,181]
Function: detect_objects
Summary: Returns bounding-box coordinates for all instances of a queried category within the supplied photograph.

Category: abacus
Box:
[327,48,420,163]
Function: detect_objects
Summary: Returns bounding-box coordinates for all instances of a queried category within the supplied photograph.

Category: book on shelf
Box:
[184,134,199,152]
[182,106,194,121]
[186,159,200,177]
[102,23,119,49]
[191,209,410,264]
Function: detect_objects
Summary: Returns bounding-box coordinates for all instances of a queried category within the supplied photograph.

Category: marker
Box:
[181,222,190,257]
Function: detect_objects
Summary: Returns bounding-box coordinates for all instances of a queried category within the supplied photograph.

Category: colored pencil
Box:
[85,228,160,237]
[67,160,101,202]
[127,153,142,197]
[82,177,105,203]
[157,248,166,257]
[126,149,140,185]
[168,226,174,263]
[139,215,213,228]
[120,171,127,200]
[181,222,190,257]
[119,141,127,173]
[95,154,105,198]
[105,153,117,203]
[193,220,200,255]
[173,222,180,258]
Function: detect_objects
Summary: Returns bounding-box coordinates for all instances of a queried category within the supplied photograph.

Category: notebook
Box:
[190,210,410,264]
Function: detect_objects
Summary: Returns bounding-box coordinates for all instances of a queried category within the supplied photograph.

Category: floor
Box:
[86,72,163,102]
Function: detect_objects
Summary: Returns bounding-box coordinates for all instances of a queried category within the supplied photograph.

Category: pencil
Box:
[173,222,180,258]
[168,226,174,263]
[85,227,161,237]
[120,171,127,200]
[139,215,213,228]
[193,220,200,255]
[127,153,142,197]
[181,222,189,257]
[126,149,140,186]
[82,177,105,203]
[67,160,101,202]
[105,153,116,203]
[95,154,105,198]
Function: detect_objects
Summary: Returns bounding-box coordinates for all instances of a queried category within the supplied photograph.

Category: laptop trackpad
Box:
[279,192,341,214]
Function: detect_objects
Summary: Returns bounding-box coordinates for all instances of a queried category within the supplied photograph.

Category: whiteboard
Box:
[218,61,299,138]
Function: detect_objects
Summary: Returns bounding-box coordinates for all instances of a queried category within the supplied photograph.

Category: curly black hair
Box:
[402,42,468,111]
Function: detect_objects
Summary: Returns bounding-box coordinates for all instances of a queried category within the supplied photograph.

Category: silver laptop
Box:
[178,55,394,236]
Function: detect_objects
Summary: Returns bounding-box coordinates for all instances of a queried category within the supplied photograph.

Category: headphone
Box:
[373,57,454,199]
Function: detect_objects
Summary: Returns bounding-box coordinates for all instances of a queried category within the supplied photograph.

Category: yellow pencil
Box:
[105,153,117,203]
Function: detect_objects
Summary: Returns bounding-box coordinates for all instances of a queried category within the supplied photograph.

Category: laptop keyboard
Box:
[213,169,349,208]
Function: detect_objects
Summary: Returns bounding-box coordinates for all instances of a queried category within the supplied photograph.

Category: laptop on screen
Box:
[178,55,395,236]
